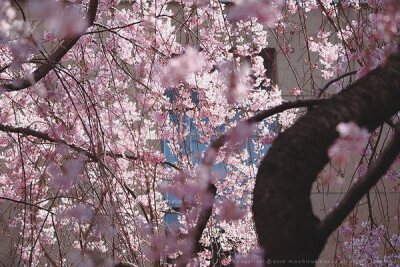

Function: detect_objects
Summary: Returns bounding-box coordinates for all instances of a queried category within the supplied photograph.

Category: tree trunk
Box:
[252,49,400,266]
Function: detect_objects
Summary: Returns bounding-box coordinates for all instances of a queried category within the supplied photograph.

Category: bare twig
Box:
[0,196,55,215]
[317,128,400,241]
[315,70,357,99]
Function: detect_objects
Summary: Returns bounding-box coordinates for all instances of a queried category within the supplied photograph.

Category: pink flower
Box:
[28,0,89,38]
[162,47,205,86]
[321,168,342,187]
[203,147,218,166]
[150,111,167,126]
[261,132,277,145]
[328,122,368,167]
[336,122,368,139]
[142,151,166,164]
[62,204,93,222]
[221,61,250,104]
[226,122,255,147]
[44,31,56,41]
[49,156,85,191]
[218,199,247,221]
[290,86,302,96]
[60,6,89,38]
[227,0,281,27]
[286,0,298,14]
[137,195,150,206]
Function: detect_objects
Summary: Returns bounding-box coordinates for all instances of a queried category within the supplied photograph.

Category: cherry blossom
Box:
[218,198,247,221]
[290,86,302,96]
[227,0,282,27]
[161,47,205,86]
[328,122,369,167]
[62,204,93,222]
[0,0,398,265]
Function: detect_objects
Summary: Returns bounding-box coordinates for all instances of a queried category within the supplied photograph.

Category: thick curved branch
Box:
[189,184,217,253]
[253,48,400,264]
[1,0,99,92]
[201,98,327,159]
[317,128,400,241]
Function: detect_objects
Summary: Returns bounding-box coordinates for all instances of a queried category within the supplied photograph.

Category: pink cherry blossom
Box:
[0,0,398,265]
[227,0,282,27]
[62,204,93,222]
[162,47,205,86]
[218,199,247,221]
[290,86,302,96]
[328,122,369,167]
[261,132,277,145]
[49,156,85,191]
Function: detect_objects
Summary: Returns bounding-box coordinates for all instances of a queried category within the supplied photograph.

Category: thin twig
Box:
[315,70,357,99]
[0,196,55,215]
[317,127,400,241]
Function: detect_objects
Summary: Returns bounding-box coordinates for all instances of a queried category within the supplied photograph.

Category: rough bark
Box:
[252,48,400,265]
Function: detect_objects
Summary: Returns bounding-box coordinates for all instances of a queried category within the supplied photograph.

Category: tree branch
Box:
[189,184,217,253]
[0,196,55,215]
[1,0,99,92]
[315,70,357,99]
[248,99,327,123]
[0,123,180,170]
[0,122,97,160]
[253,48,400,263]
[316,128,400,240]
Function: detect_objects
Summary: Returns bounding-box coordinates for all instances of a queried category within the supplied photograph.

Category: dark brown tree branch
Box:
[0,122,97,160]
[11,0,26,21]
[200,98,327,161]
[114,263,136,267]
[315,70,357,99]
[248,98,327,123]
[189,184,217,252]
[1,0,99,92]
[0,196,55,215]
[253,48,400,265]
[317,128,400,241]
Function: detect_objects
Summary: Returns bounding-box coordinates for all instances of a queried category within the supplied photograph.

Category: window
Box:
[260,48,277,84]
